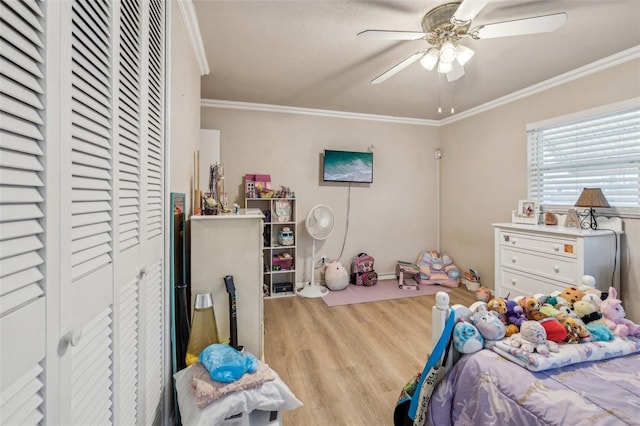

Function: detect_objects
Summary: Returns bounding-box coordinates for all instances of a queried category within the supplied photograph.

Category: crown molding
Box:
[439,45,640,125]
[200,99,438,126]
[200,46,640,125]
[177,0,210,76]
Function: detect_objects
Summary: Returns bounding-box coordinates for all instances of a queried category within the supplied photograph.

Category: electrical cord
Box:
[601,228,618,290]
[337,183,351,262]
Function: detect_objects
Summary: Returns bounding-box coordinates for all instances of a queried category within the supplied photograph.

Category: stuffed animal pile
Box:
[453,281,640,356]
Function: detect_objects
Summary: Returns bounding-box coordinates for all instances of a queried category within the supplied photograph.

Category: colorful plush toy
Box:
[561,316,590,343]
[509,321,559,355]
[520,296,547,321]
[453,321,484,354]
[600,287,640,337]
[487,297,508,325]
[539,303,562,319]
[324,261,349,291]
[504,300,526,337]
[475,287,492,303]
[573,300,605,326]
[470,309,506,342]
[586,323,614,342]
[539,318,568,343]
[560,286,584,308]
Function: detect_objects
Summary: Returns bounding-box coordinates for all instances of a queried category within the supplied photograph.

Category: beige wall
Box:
[169,0,201,215]
[200,108,440,283]
[440,59,640,322]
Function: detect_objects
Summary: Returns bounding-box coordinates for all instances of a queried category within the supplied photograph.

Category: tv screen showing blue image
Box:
[323,150,373,183]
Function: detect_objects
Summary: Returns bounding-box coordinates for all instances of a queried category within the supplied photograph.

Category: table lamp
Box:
[574,188,610,230]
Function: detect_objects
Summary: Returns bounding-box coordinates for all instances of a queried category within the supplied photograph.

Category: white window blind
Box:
[527,103,640,210]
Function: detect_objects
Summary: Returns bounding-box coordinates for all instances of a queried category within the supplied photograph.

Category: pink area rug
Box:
[322,279,451,307]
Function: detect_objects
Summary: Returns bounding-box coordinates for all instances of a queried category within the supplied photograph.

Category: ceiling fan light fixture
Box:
[438,59,453,74]
[439,41,457,62]
[420,48,440,70]
[455,44,474,66]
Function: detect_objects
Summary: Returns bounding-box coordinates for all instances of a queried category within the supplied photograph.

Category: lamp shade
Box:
[439,41,456,63]
[574,188,610,208]
[420,48,439,70]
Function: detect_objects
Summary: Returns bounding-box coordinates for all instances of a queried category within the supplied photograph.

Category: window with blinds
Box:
[527,101,640,213]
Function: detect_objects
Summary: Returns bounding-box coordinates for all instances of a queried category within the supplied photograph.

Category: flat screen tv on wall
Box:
[322,150,373,184]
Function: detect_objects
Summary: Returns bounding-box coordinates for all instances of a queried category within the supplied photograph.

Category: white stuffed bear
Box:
[324,261,349,291]
[509,321,559,355]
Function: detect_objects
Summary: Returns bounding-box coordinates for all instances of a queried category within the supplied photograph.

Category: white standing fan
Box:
[297,204,335,298]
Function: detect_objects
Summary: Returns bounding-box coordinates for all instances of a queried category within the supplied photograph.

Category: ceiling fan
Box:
[358,0,567,84]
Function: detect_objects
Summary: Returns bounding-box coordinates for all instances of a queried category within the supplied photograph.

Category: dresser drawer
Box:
[497,269,566,299]
[499,247,577,283]
[498,231,577,259]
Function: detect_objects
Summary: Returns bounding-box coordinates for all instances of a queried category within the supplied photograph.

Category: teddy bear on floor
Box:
[509,321,559,355]
[600,287,640,337]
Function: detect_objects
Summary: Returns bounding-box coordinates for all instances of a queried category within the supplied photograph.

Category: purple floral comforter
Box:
[425,349,640,426]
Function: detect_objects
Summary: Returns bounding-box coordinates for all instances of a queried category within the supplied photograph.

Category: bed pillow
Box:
[174,364,303,426]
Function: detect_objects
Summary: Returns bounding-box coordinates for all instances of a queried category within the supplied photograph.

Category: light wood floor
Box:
[263,283,477,426]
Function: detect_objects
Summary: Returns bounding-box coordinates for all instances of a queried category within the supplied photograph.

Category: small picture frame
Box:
[512,200,540,224]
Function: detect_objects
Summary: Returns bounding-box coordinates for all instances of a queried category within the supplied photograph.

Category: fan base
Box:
[296,284,329,298]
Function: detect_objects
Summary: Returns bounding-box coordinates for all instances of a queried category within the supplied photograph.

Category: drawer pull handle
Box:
[553,265,560,273]
[511,279,517,285]
[511,239,516,244]
[511,256,517,263]
[554,245,560,251]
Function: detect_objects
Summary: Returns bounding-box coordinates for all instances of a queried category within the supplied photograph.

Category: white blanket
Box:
[492,336,640,371]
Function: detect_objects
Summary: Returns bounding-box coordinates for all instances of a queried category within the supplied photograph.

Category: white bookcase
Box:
[245,198,298,297]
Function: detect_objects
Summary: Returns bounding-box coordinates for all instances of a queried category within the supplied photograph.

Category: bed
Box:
[421,291,640,426]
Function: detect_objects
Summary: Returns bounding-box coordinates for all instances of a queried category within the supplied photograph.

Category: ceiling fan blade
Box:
[446,61,465,82]
[371,51,426,84]
[357,30,425,41]
[452,0,489,24]
[472,13,567,39]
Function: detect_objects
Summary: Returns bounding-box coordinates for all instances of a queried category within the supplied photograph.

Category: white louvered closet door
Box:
[0,0,47,424]
[111,0,166,424]
[57,0,117,424]
[139,1,165,424]
[54,0,166,424]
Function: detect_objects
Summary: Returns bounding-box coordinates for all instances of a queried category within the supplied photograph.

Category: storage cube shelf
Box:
[246,198,298,298]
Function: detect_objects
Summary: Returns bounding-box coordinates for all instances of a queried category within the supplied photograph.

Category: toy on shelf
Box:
[244,174,272,198]
[203,163,228,215]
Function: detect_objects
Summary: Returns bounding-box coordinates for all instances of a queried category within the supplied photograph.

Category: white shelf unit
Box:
[245,198,298,298]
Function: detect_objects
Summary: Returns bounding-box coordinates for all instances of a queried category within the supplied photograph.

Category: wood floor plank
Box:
[263,284,477,425]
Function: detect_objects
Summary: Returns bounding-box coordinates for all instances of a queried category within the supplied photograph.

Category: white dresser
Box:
[493,222,621,299]
[191,209,264,358]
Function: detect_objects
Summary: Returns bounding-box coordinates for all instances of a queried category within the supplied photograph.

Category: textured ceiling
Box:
[193,0,640,121]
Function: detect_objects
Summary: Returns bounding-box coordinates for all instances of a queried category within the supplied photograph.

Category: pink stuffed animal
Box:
[600,287,640,337]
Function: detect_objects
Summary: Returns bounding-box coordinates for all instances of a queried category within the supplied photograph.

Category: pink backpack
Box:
[350,253,378,286]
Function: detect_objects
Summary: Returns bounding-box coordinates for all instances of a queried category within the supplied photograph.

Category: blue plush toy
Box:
[453,321,484,354]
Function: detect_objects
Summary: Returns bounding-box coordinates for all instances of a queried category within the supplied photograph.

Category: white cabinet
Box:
[493,222,621,299]
[191,210,264,358]
[245,198,298,298]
